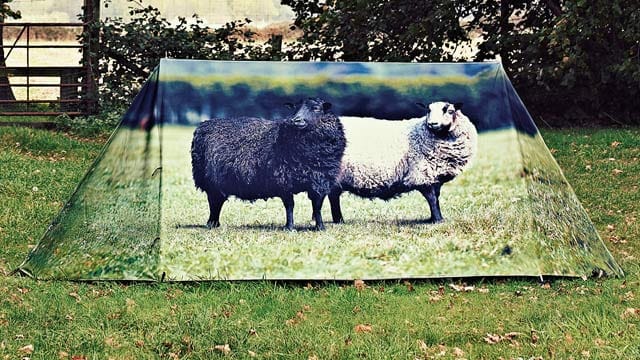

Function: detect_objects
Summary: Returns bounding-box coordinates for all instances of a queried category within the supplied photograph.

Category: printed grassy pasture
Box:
[0,123,638,359]
[159,125,618,280]
[16,123,620,279]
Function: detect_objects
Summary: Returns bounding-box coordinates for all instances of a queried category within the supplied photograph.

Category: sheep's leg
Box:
[206,190,227,229]
[328,190,344,223]
[419,184,443,223]
[281,194,295,231]
[309,192,326,231]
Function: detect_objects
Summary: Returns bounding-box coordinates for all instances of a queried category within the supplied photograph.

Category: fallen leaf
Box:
[594,338,606,347]
[58,351,69,359]
[449,283,475,292]
[135,340,144,347]
[126,298,136,311]
[541,282,551,289]
[248,329,257,336]
[612,168,623,175]
[452,347,465,357]
[581,350,590,358]
[354,279,366,291]
[404,281,414,292]
[19,344,34,354]
[585,164,592,171]
[477,287,490,293]
[248,350,257,357]
[504,332,520,340]
[416,339,428,353]
[354,324,373,333]
[484,333,502,344]
[104,336,119,348]
[611,141,622,148]
[531,330,539,344]
[308,355,318,360]
[71,356,87,360]
[214,344,231,355]
[621,308,640,320]
[565,333,574,344]
[68,292,81,302]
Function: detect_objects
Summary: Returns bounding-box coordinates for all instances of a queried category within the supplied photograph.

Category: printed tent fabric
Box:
[17,59,623,281]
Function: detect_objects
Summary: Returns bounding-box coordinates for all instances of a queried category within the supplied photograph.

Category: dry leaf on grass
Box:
[621,308,640,320]
[58,351,69,359]
[452,347,465,357]
[214,344,231,355]
[354,279,366,291]
[248,350,257,357]
[484,333,502,344]
[611,141,622,148]
[354,324,373,333]
[19,344,34,354]
[70,356,87,360]
[484,332,521,345]
[404,281,414,292]
[416,339,428,353]
[449,283,475,292]
[68,292,81,302]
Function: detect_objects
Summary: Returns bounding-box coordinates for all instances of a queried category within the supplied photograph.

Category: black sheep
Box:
[191,98,346,231]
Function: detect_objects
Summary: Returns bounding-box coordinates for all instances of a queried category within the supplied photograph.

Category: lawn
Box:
[0,122,639,358]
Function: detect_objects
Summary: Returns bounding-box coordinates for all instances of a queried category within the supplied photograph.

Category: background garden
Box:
[1,0,639,358]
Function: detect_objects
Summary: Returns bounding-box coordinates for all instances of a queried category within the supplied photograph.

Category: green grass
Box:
[1,124,639,358]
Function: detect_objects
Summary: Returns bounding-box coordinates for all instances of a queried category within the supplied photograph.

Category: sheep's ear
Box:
[322,102,332,112]
[284,102,295,110]
[416,102,427,109]
[454,102,464,110]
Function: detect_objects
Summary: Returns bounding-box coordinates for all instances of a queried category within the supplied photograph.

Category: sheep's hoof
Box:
[314,223,326,231]
[207,220,220,229]
[283,225,296,232]
[332,217,344,224]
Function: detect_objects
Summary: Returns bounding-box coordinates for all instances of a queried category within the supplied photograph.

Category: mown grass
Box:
[0,124,639,358]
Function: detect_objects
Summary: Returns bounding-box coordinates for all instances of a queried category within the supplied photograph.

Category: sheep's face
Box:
[285,98,333,130]
[418,101,463,133]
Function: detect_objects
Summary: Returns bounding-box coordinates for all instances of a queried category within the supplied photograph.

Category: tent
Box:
[17,59,623,281]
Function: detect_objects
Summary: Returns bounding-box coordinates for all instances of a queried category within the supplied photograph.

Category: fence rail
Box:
[0,22,95,116]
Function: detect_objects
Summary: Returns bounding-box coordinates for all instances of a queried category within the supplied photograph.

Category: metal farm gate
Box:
[0,1,99,116]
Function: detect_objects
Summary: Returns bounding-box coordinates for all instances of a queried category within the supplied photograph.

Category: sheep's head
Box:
[417,101,463,134]
[284,98,333,130]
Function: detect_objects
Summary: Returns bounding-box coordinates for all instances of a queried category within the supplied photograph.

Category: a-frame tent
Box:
[17,59,623,280]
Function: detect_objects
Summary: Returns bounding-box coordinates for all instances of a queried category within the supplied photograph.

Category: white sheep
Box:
[328,101,478,223]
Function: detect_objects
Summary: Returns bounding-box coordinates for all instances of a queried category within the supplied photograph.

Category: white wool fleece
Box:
[338,110,478,192]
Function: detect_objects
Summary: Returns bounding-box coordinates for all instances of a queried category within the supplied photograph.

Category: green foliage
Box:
[470,0,640,123]
[55,109,123,139]
[282,0,472,61]
[281,0,640,125]
[0,0,21,20]
[91,0,281,107]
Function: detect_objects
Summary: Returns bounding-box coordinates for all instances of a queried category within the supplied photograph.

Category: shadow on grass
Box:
[175,223,324,232]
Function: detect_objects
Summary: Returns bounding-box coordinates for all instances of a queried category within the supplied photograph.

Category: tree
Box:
[281,0,473,61]
[94,1,281,107]
[0,0,21,101]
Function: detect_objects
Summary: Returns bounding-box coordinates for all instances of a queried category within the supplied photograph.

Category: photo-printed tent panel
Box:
[17,71,163,281]
[17,60,624,280]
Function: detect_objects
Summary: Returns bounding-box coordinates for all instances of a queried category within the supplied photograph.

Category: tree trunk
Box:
[499,0,510,66]
[0,17,17,101]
